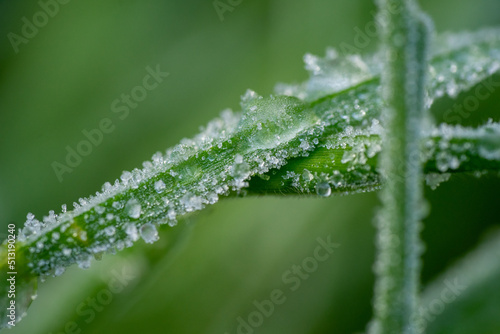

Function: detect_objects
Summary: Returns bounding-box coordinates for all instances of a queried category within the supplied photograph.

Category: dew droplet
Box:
[316,182,332,197]
[140,223,159,244]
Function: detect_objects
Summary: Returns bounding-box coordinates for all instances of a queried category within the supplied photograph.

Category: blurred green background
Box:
[1,0,500,333]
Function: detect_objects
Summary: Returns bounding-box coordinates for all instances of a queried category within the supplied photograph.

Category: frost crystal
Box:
[154,180,166,193]
[125,199,141,219]
[140,224,159,244]
[124,223,139,242]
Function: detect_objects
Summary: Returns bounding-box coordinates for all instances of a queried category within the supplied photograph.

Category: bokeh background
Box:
[1,0,500,333]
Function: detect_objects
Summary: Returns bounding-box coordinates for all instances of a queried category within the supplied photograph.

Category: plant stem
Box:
[370,0,432,333]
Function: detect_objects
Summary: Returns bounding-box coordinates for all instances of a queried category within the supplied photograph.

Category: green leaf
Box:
[423,230,500,334]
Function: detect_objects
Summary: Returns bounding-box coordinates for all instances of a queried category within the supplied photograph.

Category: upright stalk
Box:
[370,0,432,333]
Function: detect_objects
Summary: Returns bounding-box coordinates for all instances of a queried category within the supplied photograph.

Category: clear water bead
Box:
[315,182,332,197]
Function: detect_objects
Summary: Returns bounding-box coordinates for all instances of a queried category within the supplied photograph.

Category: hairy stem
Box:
[370,0,432,333]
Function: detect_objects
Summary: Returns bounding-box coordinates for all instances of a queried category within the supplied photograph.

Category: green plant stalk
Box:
[370,0,432,333]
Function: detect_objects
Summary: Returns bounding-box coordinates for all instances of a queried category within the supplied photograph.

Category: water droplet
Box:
[316,182,332,197]
[125,199,141,219]
[140,224,159,244]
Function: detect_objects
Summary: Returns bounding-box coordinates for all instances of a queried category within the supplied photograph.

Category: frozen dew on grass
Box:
[124,223,139,242]
[425,173,452,190]
[3,29,500,309]
[315,182,332,197]
[125,199,142,219]
[154,180,166,193]
[140,224,159,244]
